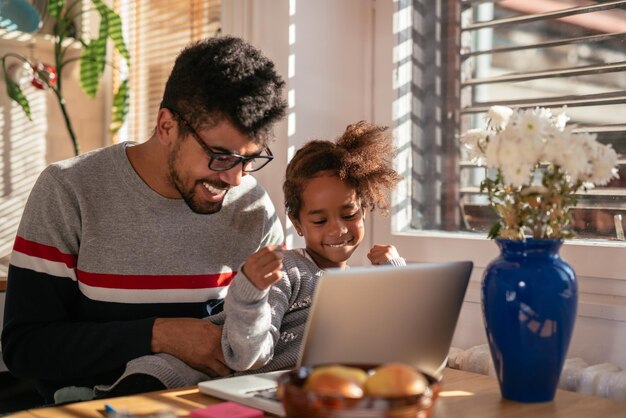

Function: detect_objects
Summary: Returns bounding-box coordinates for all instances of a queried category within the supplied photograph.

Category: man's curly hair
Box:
[161,36,286,145]
[284,121,402,220]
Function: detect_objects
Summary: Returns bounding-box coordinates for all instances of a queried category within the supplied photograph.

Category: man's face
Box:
[167,118,262,214]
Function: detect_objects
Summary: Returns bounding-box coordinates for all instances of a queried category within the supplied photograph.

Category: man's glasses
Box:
[166,107,274,173]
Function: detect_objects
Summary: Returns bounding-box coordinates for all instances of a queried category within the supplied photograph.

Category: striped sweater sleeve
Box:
[219,268,295,371]
[2,167,154,384]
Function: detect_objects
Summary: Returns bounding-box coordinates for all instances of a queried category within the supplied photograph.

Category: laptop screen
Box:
[297,261,473,378]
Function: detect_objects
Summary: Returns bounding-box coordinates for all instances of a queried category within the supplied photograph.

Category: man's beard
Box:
[178,179,226,214]
[167,147,228,215]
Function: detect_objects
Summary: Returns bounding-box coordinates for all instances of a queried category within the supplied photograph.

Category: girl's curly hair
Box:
[284,121,402,220]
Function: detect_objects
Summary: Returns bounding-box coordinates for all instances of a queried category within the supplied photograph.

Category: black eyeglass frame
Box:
[165,107,274,173]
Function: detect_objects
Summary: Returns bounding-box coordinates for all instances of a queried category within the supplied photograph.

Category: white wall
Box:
[223,0,626,370]
[224,0,376,254]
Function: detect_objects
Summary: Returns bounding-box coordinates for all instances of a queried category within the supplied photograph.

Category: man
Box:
[1,36,287,403]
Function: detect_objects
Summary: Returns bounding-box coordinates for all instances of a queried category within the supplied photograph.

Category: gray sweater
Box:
[95,249,405,394]
[3,141,283,401]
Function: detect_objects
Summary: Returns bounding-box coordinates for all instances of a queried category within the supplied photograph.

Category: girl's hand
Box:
[367,244,400,265]
[241,245,284,290]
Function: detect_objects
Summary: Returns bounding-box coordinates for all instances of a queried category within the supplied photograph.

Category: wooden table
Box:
[7,368,625,417]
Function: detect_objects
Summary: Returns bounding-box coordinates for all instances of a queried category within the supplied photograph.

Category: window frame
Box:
[459,0,626,241]
[370,0,626,322]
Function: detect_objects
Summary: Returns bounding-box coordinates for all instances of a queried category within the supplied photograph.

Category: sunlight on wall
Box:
[393,2,412,34]
[285,0,299,250]
[0,81,47,258]
[391,2,413,232]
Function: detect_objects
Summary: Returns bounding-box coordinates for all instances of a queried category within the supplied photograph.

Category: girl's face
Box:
[291,173,365,269]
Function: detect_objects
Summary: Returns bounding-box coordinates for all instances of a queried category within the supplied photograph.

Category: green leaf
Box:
[3,62,32,119]
[48,0,66,19]
[79,10,110,98]
[91,0,130,61]
[487,222,501,239]
[110,79,129,133]
[79,37,107,97]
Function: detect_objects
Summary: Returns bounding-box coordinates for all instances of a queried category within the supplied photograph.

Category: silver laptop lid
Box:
[296,261,473,377]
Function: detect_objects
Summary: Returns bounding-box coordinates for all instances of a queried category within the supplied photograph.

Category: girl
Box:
[95,121,404,396]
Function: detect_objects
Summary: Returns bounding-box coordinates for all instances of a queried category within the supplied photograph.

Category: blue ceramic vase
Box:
[482,238,577,402]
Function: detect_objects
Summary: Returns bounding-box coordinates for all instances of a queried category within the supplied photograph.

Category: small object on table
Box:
[104,404,131,418]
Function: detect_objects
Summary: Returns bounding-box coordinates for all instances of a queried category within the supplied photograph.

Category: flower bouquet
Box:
[465,106,620,402]
[461,106,619,240]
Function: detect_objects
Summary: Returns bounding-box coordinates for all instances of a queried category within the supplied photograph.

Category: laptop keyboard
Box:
[247,387,279,402]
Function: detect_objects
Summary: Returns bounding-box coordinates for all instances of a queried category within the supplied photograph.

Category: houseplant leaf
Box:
[91,0,130,61]
[2,60,32,120]
[110,78,129,133]
[79,22,108,97]
[48,0,66,19]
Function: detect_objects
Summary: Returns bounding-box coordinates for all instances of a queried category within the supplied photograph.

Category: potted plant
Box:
[460,105,618,402]
[1,0,129,156]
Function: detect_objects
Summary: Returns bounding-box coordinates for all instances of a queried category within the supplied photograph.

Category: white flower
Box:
[513,127,544,165]
[501,162,533,188]
[534,106,554,121]
[542,130,569,166]
[496,128,526,167]
[460,128,486,148]
[486,106,513,131]
[460,129,488,164]
[553,107,570,130]
[588,143,619,186]
[483,134,501,169]
[513,108,549,144]
[460,105,620,239]
[562,133,595,183]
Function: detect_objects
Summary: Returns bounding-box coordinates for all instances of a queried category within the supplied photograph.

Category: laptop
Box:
[198,260,473,416]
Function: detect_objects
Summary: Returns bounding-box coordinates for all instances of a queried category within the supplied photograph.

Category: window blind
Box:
[116,0,221,143]
[459,0,626,240]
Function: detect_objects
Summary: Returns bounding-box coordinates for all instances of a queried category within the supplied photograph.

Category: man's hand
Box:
[151,318,230,377]
[367,244,400,265]
[241,245,284,290]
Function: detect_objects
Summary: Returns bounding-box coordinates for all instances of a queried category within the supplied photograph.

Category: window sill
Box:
[370,212,626,323]
[378,226,626,281]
